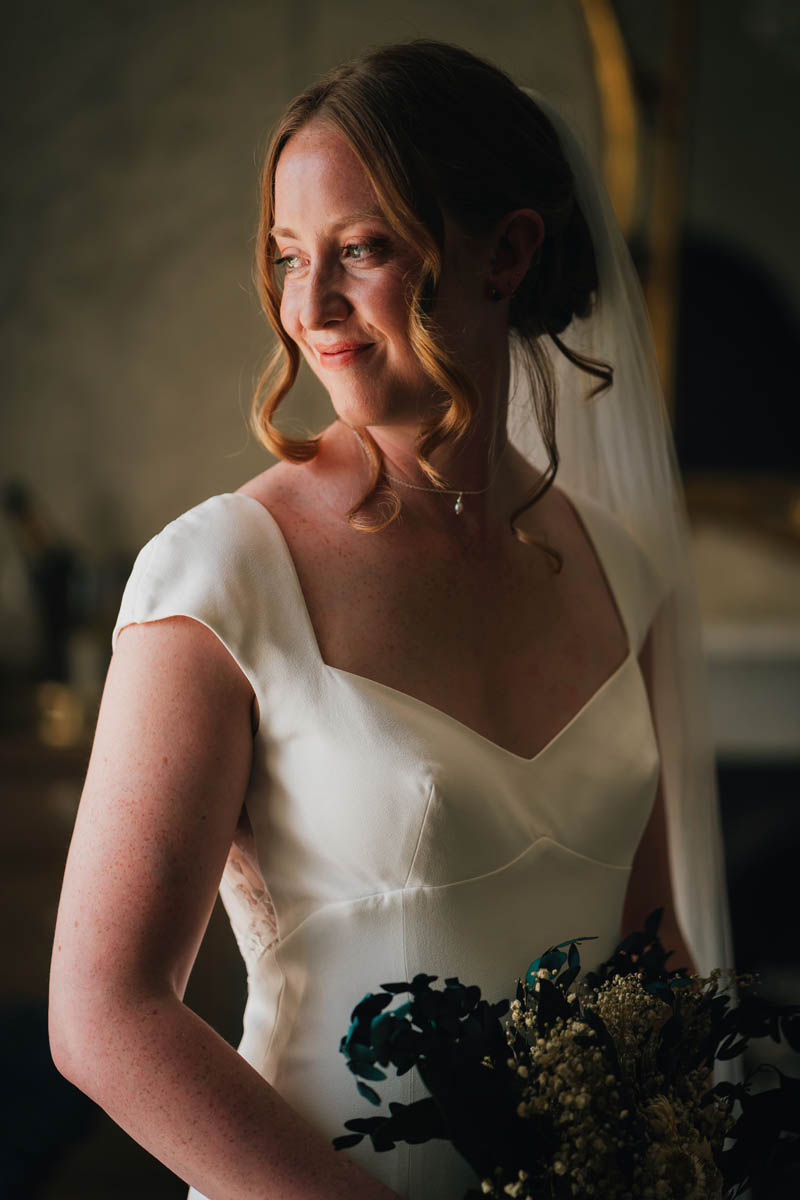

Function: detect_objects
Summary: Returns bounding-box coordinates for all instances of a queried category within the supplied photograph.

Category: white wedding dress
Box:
[113,481,666,1200]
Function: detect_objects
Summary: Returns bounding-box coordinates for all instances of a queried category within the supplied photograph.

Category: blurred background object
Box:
[1,0,798,1195]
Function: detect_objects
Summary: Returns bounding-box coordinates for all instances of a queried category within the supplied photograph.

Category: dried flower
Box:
[336,912,799,1199]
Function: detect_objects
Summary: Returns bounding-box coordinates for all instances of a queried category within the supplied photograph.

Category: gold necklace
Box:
[351,429,505,516]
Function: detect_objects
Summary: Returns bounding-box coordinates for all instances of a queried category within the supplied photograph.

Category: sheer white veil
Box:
[508,90,734,987]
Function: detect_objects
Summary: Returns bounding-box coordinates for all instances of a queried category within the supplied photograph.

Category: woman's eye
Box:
[343,243,371,260]
[273,238,387,276]
[342,239,388,262]
[273,254,301,272]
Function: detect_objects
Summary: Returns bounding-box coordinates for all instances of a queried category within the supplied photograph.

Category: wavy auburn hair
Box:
[253,40,611,552]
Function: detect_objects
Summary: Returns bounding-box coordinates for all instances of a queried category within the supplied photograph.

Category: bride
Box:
[49,40,731,1200]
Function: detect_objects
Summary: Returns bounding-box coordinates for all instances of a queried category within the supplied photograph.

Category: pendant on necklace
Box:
[454,493,464,516]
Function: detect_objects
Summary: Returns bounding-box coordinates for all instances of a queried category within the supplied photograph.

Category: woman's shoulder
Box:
[136,455,307,561]
[158,488,275,541]
[235,424,352,520]
[552,479,670,651]
[111,475,296,659]
[235,458,296,505]
[122,491,279,589]
[557,482,665,579]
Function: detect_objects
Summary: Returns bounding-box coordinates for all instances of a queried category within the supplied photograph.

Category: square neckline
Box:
[230,486,636,764]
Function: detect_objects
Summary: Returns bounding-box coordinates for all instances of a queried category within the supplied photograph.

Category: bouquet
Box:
[333,910,800,1198]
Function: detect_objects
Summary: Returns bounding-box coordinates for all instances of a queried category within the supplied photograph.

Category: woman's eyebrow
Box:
[270,210,387,240]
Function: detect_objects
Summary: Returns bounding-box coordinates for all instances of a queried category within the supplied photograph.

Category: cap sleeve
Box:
[112,493,296,709]
[561,485,669,656]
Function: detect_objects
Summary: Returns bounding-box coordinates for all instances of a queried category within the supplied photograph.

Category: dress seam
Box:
[269,834,631,952]
[261,960,286,1070]
[404,781,435,888]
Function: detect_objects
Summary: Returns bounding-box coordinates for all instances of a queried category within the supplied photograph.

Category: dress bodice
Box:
[112,484,666,1200]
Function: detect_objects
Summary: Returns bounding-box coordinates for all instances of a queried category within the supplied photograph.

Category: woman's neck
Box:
[351,343,511,489]
[324,424,541,546]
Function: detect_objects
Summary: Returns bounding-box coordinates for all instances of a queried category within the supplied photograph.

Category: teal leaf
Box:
[332,1133,363,1150]
[357,1080,382,1105]
[355,1063,388,1082]
[526,936,596,984]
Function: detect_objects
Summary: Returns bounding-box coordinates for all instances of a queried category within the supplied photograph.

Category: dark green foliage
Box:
[334,910,800,1198]
[714,1070,800,1198]
[334,972,531,1178]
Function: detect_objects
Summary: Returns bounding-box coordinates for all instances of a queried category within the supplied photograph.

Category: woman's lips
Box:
[315,342,374,368]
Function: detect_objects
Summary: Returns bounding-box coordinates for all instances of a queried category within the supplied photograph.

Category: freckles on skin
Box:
[271,120,501,429]
[271,121,435,426]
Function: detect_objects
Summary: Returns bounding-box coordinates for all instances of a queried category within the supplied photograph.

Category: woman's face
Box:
[271,119,490,431]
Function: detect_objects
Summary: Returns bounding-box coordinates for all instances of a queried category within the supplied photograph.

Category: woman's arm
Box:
[49,616,399,1200]
[621,625,698,976]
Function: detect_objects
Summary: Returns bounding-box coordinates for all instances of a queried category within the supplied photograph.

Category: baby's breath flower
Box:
[485,951,744,1200]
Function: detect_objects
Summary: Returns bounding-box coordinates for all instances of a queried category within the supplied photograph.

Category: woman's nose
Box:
[300,261,351,329]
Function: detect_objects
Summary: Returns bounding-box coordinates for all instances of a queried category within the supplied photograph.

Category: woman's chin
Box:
[327,390,419,432]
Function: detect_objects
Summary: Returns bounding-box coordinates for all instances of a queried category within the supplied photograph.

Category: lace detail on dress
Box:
[219,813,279,963]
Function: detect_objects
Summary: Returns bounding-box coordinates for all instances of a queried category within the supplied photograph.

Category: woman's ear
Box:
[488,209,544,301]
